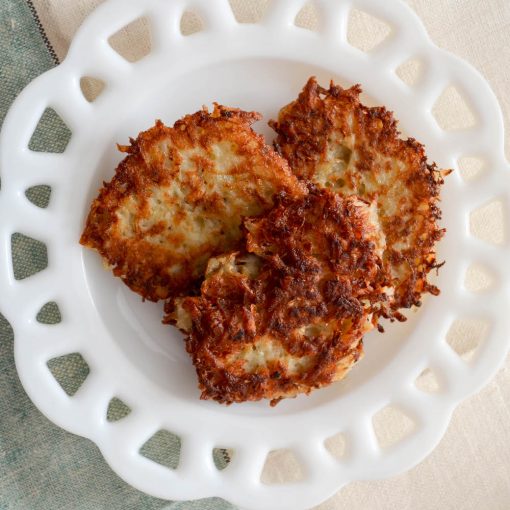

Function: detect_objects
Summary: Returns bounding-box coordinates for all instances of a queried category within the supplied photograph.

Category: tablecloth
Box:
[1,1,509,509]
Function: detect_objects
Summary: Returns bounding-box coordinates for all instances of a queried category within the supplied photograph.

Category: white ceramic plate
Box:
[1,1,509,509]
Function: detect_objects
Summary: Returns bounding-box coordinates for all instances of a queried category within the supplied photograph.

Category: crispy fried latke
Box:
[80,105,305,301]
[270,77,449,317]
[167,187,392,405]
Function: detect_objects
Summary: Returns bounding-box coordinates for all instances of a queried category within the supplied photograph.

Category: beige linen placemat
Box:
[9,0,510,508]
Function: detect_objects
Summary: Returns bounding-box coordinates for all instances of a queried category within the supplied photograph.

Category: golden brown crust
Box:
[167,187,391,405]
[80,105,305,301]
[270,77,448,315]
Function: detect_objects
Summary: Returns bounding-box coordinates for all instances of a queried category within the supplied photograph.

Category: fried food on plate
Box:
[270,77,449,317]
[168,187,392,405]
[80,105,305,301]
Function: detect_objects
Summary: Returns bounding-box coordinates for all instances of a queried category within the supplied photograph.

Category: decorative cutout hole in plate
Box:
[139,430,181,470]
[106,397,131,422]
[47,353,90,396]
[213,447,232,471]
[324,432,347,460]
[261,449,305,484]
[80,77,106,103]
[457,156,486,182]
[28,108,71,153]
[36,301,62,325]
[372,405,416,449]
[294,2,320,32]
[11,233,47,280]
[25,185,51,208]
[415,368,442,393]
[446,317,490,362]
[228,0,270,23]
[470,198,506,245]
[464,263,495,293]
[347,8,392,53]
[432,86,477,131]
[0,312,13,343]
[395,58,424,87]
[108,17,151,63]
[180,10,205,36]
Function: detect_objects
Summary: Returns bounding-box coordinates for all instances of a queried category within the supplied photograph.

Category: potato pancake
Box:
[80,105,305,301]
[270,77,448,316]
[169,187,392,405]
